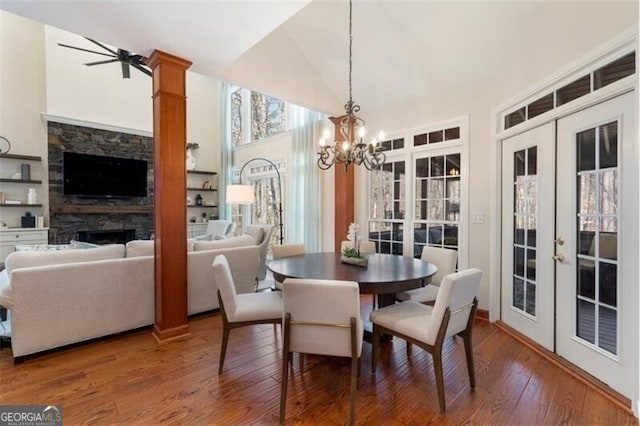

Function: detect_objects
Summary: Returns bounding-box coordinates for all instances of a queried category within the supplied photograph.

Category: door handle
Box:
[553,254,565,262]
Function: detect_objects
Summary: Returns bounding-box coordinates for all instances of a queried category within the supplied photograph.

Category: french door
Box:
[555,91,637,398]
[501,122,555,350]
[501,91,637,398]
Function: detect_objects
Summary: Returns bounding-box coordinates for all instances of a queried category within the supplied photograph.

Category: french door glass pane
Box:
[575,122,619,355]
[511,148,537,317]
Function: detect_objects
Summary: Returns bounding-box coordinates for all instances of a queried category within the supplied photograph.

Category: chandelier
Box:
[317,0,386,171]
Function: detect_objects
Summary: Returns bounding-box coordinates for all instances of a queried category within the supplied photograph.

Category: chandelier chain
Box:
[348,0,353,105]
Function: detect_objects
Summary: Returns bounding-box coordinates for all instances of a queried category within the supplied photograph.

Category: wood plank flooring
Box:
[0,298,636,425]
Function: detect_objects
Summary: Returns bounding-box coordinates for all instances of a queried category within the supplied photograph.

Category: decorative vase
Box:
[186,148,196,170]
[27,188,37,205]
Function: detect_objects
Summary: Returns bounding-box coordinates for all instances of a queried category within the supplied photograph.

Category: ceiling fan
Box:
[58,37,151,78]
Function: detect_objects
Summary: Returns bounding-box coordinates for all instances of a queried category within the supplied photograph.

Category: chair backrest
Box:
[205,220,232,237]
[421,246,458,286]
[212,255,238,316]
[588,232,617,259]
[341,240,376,254]
[425,268,482,345]
[245,224,275,281]
[282,278,363,358]
[272,243,306,260]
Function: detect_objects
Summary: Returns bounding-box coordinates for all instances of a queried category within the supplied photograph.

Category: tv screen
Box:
[63,152,148,197]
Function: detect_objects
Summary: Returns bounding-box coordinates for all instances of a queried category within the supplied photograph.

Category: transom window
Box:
[231,87,287,146]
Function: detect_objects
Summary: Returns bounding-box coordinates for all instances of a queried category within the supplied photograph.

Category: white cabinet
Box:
[187,223,208,238]
[0,228,49,263]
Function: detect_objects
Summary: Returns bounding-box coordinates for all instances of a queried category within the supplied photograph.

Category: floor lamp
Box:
[227,157,284,245]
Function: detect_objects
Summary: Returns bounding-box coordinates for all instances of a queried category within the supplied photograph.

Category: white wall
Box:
[0,12,48,227]
[360,22,638,311]
[44,26,222,175]
[0,12,222,227]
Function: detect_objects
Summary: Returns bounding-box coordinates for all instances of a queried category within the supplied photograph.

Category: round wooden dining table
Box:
[268,252,437,341]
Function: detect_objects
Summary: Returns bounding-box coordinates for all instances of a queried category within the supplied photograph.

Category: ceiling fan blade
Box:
[58,43,116,58]
[84,37,119,56]
[121,62,131,79]
[85,59,120,66]
[131,62,152,77]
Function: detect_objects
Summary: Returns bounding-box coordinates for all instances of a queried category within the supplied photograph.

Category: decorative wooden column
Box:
[330,115,355,253]
[147,50,192,343]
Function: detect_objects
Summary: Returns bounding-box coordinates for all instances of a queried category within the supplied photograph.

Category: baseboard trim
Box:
[475,308,489,321]
[494,320,633,416]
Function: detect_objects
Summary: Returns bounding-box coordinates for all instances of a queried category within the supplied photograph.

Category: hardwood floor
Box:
[0,299,636,425]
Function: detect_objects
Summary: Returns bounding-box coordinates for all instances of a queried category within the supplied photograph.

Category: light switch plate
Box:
[472,212,484,224]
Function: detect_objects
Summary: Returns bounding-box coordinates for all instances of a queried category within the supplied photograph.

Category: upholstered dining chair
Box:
[340,240,376,254]
[280,278,363,426]
[370,268,482,412]
[395,246,458,304]
[212,254,282,374]
[271,243,306,290]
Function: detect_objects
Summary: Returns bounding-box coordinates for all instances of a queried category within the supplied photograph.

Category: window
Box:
[503,50,635,130]
[231,87,243,147]
[367,120,466,263]
[231,161,286,252]
[369,160,405,255]
[230,87,288,146]
[251,92,286,141]
[414,153,461,258]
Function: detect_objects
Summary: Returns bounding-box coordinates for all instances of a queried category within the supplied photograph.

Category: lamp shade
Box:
[226,184,255,204]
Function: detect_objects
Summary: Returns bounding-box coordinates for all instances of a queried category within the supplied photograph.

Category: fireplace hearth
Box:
[78,229,136,245]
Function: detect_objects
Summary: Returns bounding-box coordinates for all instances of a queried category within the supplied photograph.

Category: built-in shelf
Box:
[186,187,217,192]
[0,153,42,161]
[0,178,43,184]
[0,204,43,207]
[187,170,217,176]
[50,205,153,214]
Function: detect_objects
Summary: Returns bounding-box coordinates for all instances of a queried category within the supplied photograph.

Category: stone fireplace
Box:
[47,121,154,243]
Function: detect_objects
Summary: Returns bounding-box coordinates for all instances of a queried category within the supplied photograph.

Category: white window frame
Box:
[358,116,469,269]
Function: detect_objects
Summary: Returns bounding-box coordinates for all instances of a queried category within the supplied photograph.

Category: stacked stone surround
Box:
[48,121,154,243]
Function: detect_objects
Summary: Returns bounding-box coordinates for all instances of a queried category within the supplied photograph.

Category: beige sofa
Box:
[0,235,259,359]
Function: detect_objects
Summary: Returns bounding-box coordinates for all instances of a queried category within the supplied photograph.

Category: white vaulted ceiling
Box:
[0,1,637,116]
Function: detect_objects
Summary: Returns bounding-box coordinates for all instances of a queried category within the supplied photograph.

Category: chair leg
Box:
[406,341,413,357]
[462,330,476,389]
[371,325,379,373]
[432,349,446,412]
[218,324,230,374]
[349,354,357,426]
[280,314,292,424]
[349,317,357,426]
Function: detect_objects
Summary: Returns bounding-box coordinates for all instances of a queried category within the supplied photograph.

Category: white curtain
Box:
[219,82,233,220]
[289,105,323,251]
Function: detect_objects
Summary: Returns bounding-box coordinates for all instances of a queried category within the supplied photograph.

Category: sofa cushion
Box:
[70,240,101,249]
[125,240,155,258]
[244,225,264,245]
[14,243,73,251]
[5,244,125,275]
[193,235,254,251]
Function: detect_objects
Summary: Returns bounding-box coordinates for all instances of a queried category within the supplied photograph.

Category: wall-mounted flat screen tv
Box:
[63,152,148,197]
